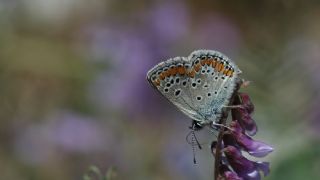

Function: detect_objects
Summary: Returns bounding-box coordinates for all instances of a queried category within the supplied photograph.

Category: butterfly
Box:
[146,50,242,128]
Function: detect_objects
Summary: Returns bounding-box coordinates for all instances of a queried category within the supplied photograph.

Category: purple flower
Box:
[218,163,243,180]
[213,91,273,179]
[228,121,273,157]
[232,93,257,136]
[223,171,243,180]
[223,146,270,180]
[238,93,254,114]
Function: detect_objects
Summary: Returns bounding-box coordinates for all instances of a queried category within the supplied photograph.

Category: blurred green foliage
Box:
[83,166,117,180]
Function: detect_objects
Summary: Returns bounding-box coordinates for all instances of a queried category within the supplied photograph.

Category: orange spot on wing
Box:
[167,67,177,76]
[177,66,186,75]
[219,64,225,72]
[212,60,217,68]
[163,70,170,77]
[227,70,232,76]
[215,62,221,71]
[194,64,201,72]
[154,79,160,86]
[172,67,178,76]
[223,69,229,75]
[200,59,206,66]
[206,59,212,66]
[159,72,166,80]
[188,70,195,78]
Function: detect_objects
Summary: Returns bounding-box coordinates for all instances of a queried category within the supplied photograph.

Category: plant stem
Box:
[213,110,228,180]
[213,82,241,179]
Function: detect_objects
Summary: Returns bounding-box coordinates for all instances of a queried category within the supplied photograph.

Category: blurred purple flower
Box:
[81,2,191,116]
[84,25,158,113]
[192,14,241,57]
[14,111,108,165]
[149,1,189,43]
[48,111,107,153]
[223,146,270,180]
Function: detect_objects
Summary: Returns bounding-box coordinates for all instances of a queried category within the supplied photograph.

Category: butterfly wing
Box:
[147,50,241,123]
[186,50,241,122]
[147,56,205,121]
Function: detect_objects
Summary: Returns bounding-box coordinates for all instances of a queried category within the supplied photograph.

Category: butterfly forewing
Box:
[147,57,204,121]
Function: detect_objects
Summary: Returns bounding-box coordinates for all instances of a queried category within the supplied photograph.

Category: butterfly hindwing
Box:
[147,50,241,123]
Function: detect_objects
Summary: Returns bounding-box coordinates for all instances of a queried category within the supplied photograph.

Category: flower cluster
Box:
[212,93,273,180]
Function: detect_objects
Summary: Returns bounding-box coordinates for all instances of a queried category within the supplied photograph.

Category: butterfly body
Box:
[147,50,241,125]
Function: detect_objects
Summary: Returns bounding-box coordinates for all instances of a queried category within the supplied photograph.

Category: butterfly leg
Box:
[210,121,232,131]
[189,120,203,131]
[222,105,242,109]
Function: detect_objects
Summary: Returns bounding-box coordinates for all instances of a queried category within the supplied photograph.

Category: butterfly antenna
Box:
[192,130,202,150]
[191,131,200,164]
[186,124,203,164]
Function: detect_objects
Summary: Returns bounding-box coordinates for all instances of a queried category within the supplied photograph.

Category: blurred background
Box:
[0,0,320,179]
